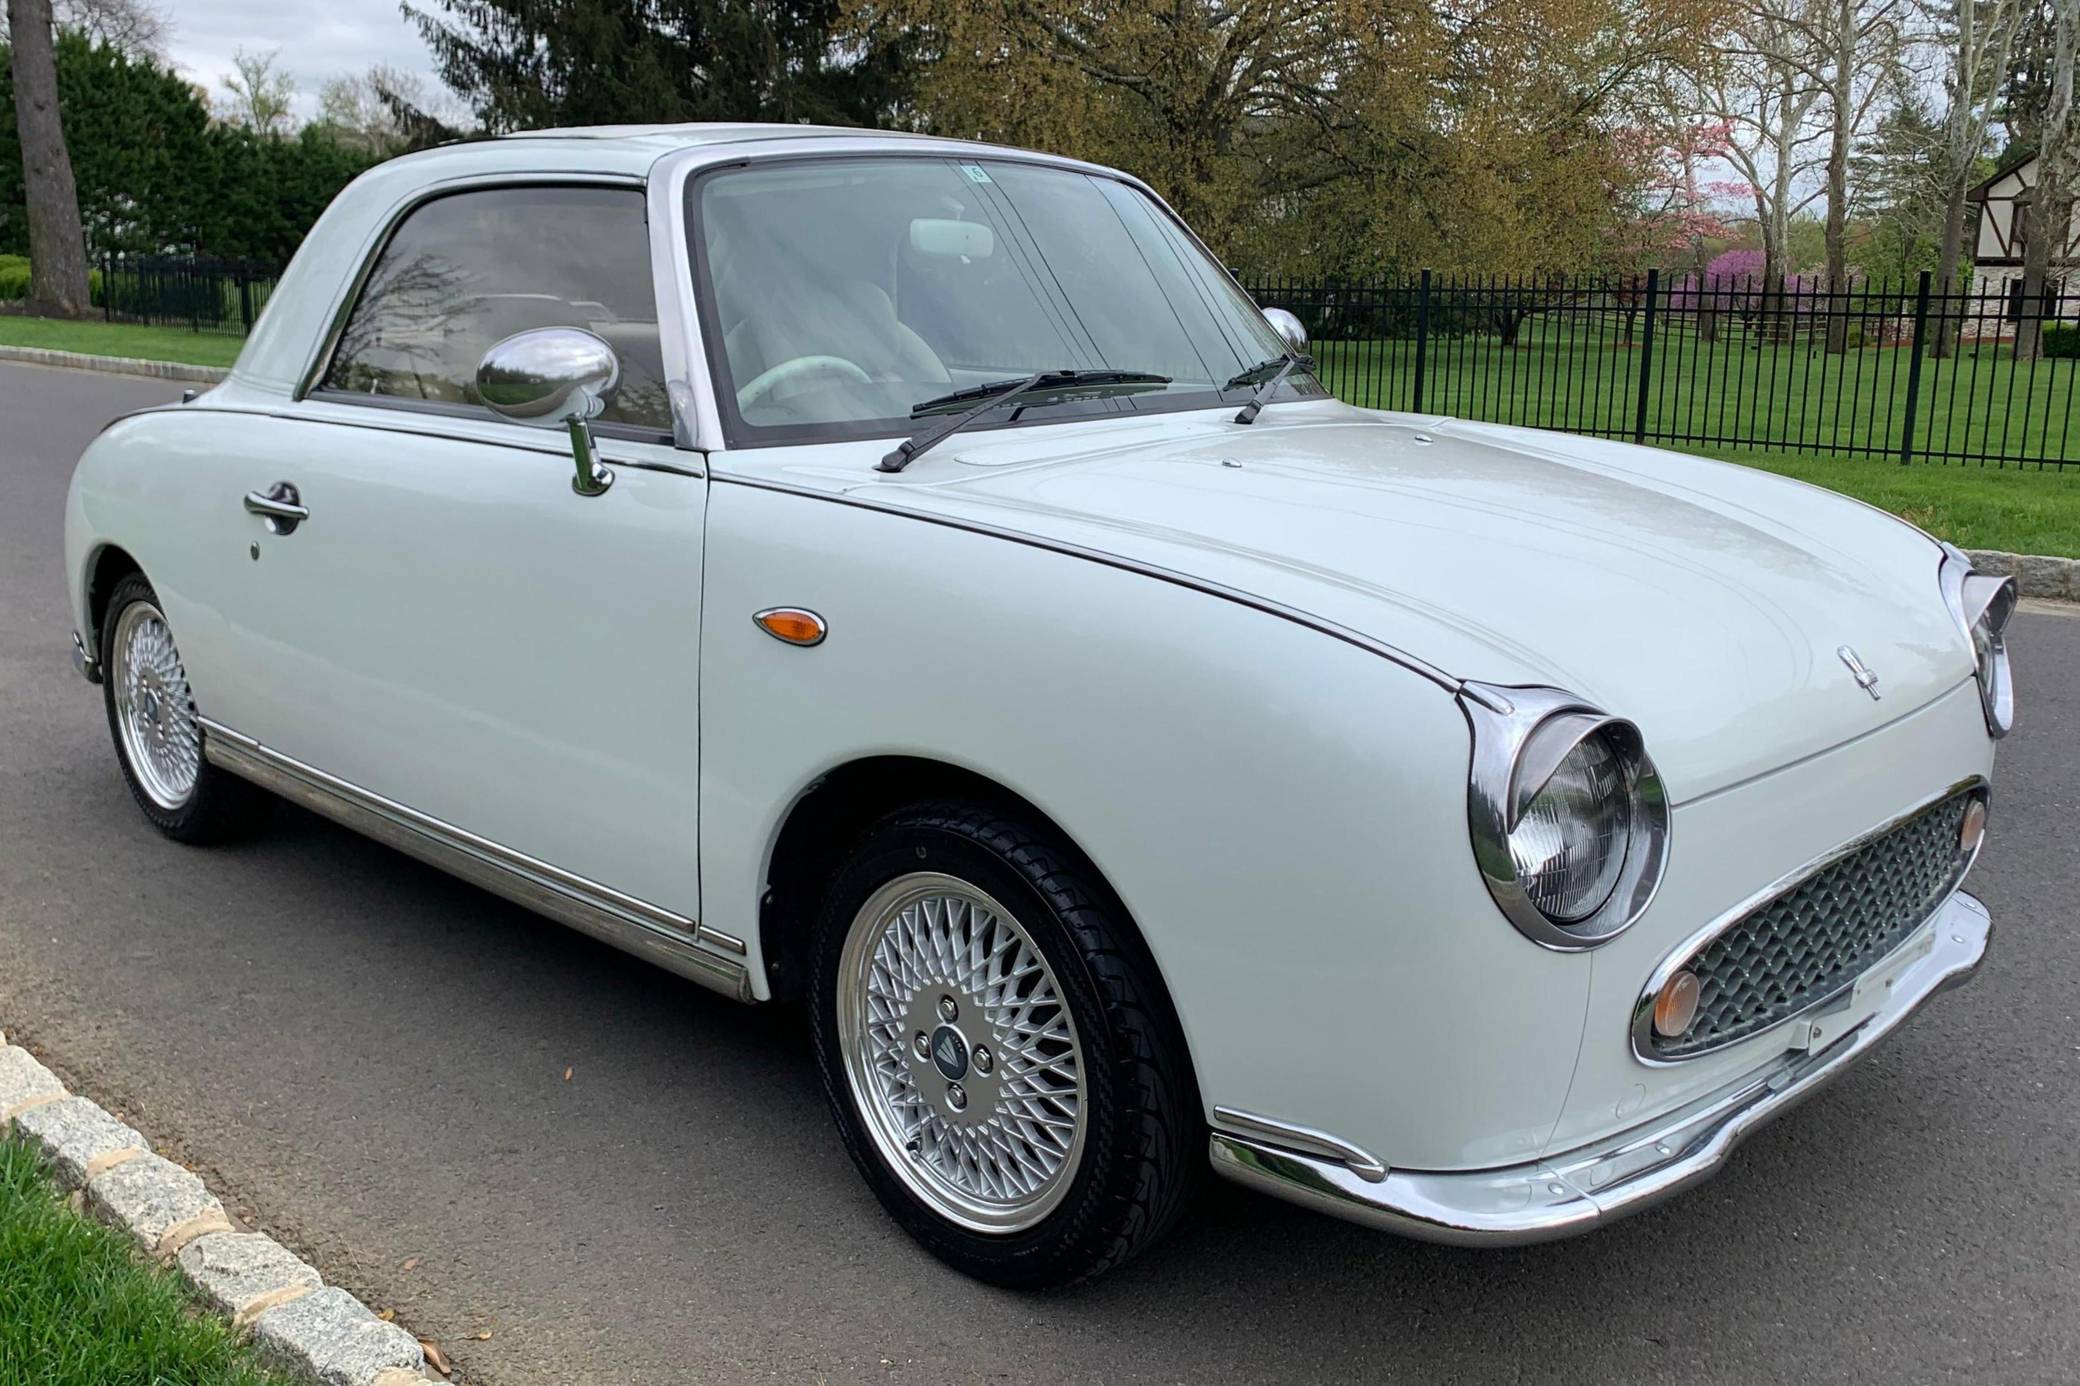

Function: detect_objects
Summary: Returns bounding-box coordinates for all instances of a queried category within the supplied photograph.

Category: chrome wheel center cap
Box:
[929,1024,969,1082]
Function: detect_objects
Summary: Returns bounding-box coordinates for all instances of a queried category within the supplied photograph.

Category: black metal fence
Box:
[96,256,282,336]
[1242,270,2079,468]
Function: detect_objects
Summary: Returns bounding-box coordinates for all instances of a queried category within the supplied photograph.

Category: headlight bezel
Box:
[1938,548,2017,739]
[1461,683,1671,951]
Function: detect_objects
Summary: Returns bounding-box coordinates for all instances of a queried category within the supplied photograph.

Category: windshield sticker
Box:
[960,164,994,184]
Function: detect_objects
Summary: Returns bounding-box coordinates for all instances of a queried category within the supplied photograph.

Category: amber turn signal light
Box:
[1652,969,1701,1039]
[754,608,828,647]
[1959,797,1987,853]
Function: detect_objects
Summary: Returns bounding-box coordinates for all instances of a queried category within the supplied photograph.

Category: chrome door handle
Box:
[244,483,307,535]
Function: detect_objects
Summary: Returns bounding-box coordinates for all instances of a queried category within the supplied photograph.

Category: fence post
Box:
[1632,268,1659,445]
[239,270,254,332]
[1411,269,1431,412]
[1899,270,1932,466]
[103,256,113,322]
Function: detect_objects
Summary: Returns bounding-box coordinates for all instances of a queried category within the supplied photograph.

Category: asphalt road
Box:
[2,360,2076,1385]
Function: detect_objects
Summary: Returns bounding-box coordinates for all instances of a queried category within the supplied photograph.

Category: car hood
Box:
[821,401,1974,800]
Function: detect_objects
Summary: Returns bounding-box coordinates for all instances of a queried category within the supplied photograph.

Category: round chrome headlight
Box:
[1462,686,1670,950]
[1511,730,1633,921]
[1939,549,2017,739]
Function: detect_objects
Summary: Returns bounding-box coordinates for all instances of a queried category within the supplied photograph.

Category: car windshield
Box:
[689,156,1301,444]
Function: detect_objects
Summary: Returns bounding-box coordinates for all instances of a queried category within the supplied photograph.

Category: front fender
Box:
[698,478,1592,1171]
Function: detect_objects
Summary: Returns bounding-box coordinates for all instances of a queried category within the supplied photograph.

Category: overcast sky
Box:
[162,0,446,120]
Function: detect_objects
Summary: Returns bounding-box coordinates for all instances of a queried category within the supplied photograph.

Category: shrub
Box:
[0,261,104,303]
[2045,324,2079,359]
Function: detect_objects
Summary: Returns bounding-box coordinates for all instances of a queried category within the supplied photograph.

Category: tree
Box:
[1,30,207,255]
[403,0,909,133]
[851,0,1733,273]
[1689,7,1826,292]
[315,63,458,155]
[1923,0,2025,354]
[0,0,167,56]
[1688,0,1913,348]
[219,46,293,134]
[2,33,380,263]
[2013,0,2076,359]
[1851,87,1951,277]
[5,0,89,313]
[1769,0,1913,350]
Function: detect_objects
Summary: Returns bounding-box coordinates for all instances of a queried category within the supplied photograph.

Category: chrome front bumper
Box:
[1209,890,1991,1246]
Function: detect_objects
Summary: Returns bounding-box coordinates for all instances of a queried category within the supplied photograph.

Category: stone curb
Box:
[1962,548,2079,603]
[0,343,229,383]
[0,1032,441,1385]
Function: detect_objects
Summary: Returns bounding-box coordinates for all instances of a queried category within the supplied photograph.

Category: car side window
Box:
[320,185,669,433]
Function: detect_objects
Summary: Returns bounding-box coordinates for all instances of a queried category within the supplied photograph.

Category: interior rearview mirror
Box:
[910,219,995,260]
[477,327,621,497]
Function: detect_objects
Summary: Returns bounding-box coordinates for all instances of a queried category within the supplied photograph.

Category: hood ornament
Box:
[1837,645,1881,700]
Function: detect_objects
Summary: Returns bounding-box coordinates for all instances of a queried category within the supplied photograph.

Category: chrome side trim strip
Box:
[1211,1107,1388,1182]
[144,402,705,478]
[1629,774,1989,1065]
[199,720,751,999]
[709,472,1461,691]
[1211,891,1991,1246]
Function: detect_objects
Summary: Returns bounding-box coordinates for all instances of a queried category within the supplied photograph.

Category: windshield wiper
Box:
[1227,352,1313,424]
[878,369,1171,473]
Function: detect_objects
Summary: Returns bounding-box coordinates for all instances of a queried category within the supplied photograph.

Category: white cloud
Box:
[161,0,445,120]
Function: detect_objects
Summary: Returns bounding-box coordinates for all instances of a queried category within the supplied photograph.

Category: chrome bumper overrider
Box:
[72,631,101,683]
[1209,890,1991,1246]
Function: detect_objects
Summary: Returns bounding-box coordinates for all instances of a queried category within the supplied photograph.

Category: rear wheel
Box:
[100,574,248,842]
[809,801,1198,1287]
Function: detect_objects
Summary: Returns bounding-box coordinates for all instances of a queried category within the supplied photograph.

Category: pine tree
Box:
[401,0,915,132]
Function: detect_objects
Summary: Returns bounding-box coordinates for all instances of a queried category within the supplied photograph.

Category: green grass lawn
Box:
[0,315,244,369]
[1697,448,2080,558]
[0,1138,295,1386]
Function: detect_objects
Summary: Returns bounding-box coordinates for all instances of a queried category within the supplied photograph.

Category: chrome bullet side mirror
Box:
[477,327,621,497]
[1261,307,1309,357]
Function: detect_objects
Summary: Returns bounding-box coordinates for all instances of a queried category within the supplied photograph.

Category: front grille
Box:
[1652,791,1976,1058]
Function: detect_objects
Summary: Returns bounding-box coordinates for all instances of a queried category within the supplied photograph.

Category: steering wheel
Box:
[736,354,872,411]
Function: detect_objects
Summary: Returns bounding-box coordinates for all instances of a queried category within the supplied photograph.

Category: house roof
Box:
[1966,153,2036,203]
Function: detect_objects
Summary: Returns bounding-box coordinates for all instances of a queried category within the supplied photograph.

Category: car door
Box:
[213,183,710,930]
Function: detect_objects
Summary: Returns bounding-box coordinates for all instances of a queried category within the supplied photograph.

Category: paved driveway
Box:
[2,361,2075,1383]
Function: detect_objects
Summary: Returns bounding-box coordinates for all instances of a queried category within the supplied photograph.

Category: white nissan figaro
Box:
[64,124,2014,1287]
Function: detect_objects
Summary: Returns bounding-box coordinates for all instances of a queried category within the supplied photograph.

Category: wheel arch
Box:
[84,542,145,657]
[760,756,1093,995]
[758,753,1206,1133]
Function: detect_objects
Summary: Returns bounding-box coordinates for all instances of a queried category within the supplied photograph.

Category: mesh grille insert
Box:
[1654,792,1974,1058]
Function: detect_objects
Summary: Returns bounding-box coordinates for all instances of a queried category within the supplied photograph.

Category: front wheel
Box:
[809,802,1198,1287]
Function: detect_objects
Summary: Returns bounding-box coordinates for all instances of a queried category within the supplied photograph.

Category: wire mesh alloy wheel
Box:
[109,600,202,810]
[836,873,1089,1234]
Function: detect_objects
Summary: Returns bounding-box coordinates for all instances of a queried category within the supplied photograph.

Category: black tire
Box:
[99,573,249,843]
[808,800,1200,1288]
